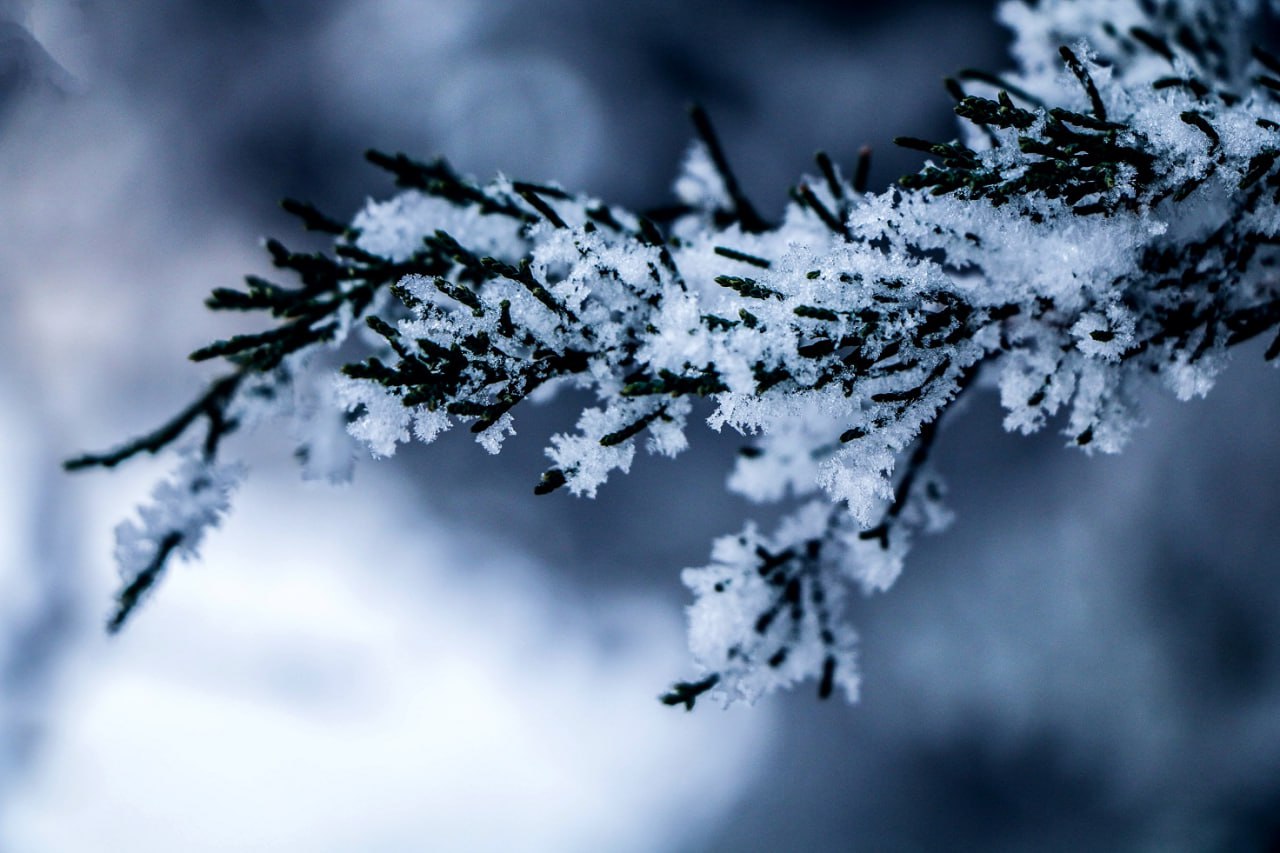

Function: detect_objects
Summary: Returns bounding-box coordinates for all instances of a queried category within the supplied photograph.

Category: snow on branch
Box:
[69,0,1280,708]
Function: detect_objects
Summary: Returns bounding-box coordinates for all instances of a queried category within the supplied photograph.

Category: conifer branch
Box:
[66,0,1280,707]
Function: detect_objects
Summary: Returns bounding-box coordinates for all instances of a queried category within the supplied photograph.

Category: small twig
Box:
[860,363,980,547]
[688,104,770,233]
[107,532,182,633]
[1059,45,1108,120]
[795,183,851,238]
[660,673,721,711]
[65,373,244,471]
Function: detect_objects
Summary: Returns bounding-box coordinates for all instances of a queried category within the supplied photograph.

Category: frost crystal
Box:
[71,0,1280,706]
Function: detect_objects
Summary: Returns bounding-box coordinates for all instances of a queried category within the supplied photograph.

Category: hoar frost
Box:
[71,0,1280,708]
[109,451,244,631]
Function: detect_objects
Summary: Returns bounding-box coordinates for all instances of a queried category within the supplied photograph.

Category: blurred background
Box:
[2,0,1280,849]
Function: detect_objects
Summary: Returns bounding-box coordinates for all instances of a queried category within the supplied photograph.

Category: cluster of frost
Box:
[112,450,244,625]
[89,0,1280,704]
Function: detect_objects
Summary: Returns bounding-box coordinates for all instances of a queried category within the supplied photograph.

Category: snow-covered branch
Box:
[69,0,1280,707]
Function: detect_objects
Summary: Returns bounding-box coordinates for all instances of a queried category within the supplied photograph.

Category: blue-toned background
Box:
[3,1,1280,849]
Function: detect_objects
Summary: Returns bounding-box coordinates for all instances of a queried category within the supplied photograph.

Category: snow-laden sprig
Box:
[68,0,1280,706]
[668,408,958,707]
[108,449,244,632]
